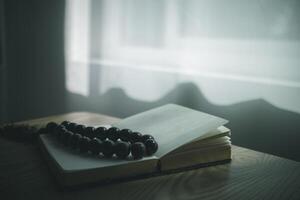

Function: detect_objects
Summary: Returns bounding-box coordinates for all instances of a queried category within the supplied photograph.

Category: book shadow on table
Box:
[67,82,300,162]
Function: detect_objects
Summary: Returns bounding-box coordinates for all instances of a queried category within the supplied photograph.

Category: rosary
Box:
[0,121,158,160]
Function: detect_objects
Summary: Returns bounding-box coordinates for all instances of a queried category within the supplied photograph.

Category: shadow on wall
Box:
[67,82,300,161]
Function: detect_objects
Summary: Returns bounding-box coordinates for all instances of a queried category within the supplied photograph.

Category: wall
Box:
[0,0,6,122]
[2,0,67,123]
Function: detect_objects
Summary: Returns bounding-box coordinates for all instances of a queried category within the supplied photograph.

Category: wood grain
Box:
[0,112,299,200]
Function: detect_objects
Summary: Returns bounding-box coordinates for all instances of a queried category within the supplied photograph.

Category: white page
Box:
[113,104,228,158]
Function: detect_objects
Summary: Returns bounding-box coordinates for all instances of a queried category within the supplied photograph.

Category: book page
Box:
[113,104,228,158]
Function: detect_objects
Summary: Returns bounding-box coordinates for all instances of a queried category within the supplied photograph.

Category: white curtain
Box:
[65,0,300,113]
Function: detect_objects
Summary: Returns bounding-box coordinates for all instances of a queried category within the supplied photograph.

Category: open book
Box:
[39,104,231,187]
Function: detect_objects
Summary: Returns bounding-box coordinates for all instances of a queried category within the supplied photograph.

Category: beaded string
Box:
[45,121,158,159]
[0,123,40,143]
[0,121,158,160]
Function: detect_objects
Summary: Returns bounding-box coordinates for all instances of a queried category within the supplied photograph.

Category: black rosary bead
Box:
[69,133,81,149]
[102,139,115,158]
[115,141,130,159]
[84,126,95,138]
[55,125,65,138]
[131,132,143,143]
[94,127,107,140]
[74,124,86,134]
[57,126,68,142]
[131,142,146,159]
[107,127,120,141]
[141,134,154,143]
[78,136,91,153]
[89,138,103,155]
[119,129,132,142]
[60,130,72,145]
[144,139,158,155]
[61,121,70,127]
[67,122,77,132]
[46,122,58,133]
[58,129,67,143]
[63,131,74,146]
[74,133,83,149]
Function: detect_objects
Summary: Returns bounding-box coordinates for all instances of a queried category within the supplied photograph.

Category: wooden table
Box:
[0,112,299,200]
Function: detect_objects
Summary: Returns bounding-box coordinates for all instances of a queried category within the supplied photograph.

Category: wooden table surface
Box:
[0,112,299,200]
